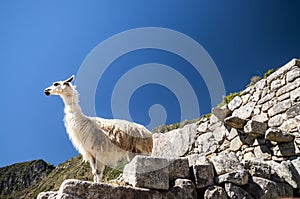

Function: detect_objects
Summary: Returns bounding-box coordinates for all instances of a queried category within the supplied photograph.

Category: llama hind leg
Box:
[126,152,135,162]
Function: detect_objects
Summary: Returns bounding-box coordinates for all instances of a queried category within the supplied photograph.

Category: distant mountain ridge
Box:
[0,155,122,199]
[0,159,54,199]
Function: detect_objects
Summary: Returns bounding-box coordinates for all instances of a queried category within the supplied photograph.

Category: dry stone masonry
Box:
[38,59,300,199]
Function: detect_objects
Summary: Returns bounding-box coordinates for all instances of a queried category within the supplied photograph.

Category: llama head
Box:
[44,75,75,96]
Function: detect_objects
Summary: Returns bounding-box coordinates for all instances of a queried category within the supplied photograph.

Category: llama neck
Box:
[61,92,83,116]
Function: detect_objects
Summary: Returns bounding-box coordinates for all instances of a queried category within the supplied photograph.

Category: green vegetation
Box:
[203,113,212,118]
[151,117,202,134]
[103,160,126,182]
[217,92,241,108]
[264,68,275,78]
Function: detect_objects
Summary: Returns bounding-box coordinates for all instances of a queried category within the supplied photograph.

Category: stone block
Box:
[273,160,300,188]
[230,135,243,152]
[215,169,249,186]
[192,164,214,188]
[249,90,262,102]
[280,118,298,132]
[123,156,169,190]
[195,132,218,154]
[271,79,285,91]
[228,96,242,111]
[241,93,251,104]
[163,179,197,199]
[255,78,266,90]
[254,145,272,160]
[224,183,253,199]
[227,128,238,141]
[38,179,163,199]
[204,186,227,199]
[243,177,293,199]
[187,154,214,188]
[252,113,269,123]
[242,159,282,182]
[209,114,219,124]
[243,151,256,160]
[276,77,300,96]
[224,116,247,129]
[197,121,209,133]
[210,151,244,175]
[273,141,300,157]
[232,101,256,119]
[268,99,291,117]
[268,114,283,127]
[267,58,298,84]
[168,157,190,181]
[187,154,210,166]
[152,123,197,158]
[212,125,228,143]
[212,106,231,121]
[286,67,300,82]
[286,103,300,118]
[277,92,290,101]
[258,92,275,105]
[265,128,294,143]
[244,120,267,137]
[261,100,274,112]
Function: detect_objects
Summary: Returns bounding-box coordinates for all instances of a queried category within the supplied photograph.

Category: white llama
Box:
[44,75,153,182]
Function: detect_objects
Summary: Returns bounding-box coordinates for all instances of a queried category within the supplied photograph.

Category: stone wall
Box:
[38,59,300,199]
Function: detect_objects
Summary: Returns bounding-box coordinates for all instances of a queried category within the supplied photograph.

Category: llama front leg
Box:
[87,154,105,182]
[88,156,99,182]
[94,160,105,183]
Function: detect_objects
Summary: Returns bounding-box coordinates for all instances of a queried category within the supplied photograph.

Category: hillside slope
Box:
[0,155,125,199]
[0,160,54,199]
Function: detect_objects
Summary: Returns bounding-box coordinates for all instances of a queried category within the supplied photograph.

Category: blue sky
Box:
[1,1,300,167]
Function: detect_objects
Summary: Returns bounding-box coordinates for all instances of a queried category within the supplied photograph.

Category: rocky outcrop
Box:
[0,159,55,198]
[38,59,300,198]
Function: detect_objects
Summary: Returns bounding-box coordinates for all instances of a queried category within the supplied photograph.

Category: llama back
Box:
[93,118,153,154]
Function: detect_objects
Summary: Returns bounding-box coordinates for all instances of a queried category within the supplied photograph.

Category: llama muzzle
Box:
[44,89,51,96]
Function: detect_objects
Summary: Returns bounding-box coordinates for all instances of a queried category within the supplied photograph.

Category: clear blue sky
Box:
[1,0,300,167]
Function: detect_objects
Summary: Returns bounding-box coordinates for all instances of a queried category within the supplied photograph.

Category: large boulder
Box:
[37,179,162,199]
[210,151,244,175]
[214,169,249,186]
[122,156,169,190]
[152,123,198,158]
[204,186,227,199]
[162,179,197,199]
[243,177,293,199]
[224,183,253,199]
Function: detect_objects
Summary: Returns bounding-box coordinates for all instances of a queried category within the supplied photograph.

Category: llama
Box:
[44,75,153,182]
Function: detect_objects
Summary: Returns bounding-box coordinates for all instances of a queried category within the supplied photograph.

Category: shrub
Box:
[248,75,262,87]
[218,92,241,107]
[264,69,275,79]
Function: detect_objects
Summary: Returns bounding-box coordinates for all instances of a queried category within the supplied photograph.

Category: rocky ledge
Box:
[38,59,300,199]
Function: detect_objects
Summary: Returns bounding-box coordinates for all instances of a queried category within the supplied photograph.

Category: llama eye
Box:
[53,82,60,86]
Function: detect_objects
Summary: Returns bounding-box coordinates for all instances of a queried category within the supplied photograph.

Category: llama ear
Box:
[65,75,74,83]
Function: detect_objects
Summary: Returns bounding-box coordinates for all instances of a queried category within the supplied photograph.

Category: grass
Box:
[217,92,241,108]
[151,117,202,134]
[11,155,124,199]
[264,68,275,78]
